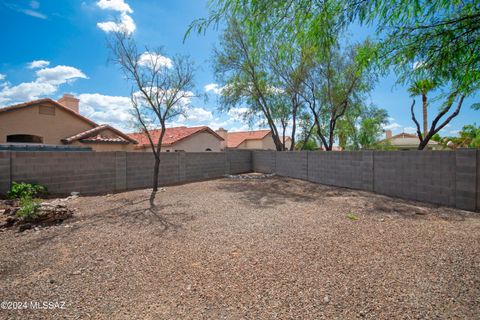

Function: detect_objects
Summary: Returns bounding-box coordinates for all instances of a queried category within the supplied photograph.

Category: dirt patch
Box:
[0,177,479,319]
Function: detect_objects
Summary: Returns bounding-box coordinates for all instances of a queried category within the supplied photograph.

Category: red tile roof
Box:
[225,130,272,148]
[62,125,138,144]
[128,126,224,148]
[0,98,137,145]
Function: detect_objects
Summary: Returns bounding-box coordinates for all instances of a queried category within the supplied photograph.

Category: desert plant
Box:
[16,197,40,220]
[7,182,48,199]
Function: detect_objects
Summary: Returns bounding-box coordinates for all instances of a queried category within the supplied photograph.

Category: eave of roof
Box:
[62,124,138,144]
[0,98,98,127]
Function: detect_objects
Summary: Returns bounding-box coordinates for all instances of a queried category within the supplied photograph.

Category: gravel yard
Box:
[1,176,479,319]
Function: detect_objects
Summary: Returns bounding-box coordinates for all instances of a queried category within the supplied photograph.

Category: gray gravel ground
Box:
[1,177,479,319]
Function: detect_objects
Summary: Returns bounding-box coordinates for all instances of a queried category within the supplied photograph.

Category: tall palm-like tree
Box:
[408,80,436,137]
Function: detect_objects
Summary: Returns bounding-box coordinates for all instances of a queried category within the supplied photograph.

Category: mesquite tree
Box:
[300,42,376,151]
[109,31,195,193]
[410,91,465,150]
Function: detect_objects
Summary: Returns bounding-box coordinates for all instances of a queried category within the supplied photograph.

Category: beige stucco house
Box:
[0,94,138,152]
[216,128,292,150]
[128,126,224,152]
[382,130,441,150]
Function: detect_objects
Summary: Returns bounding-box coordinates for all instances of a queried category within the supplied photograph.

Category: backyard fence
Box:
[0,149,479,211]
[0,150,251,196]
[252,150,480,212]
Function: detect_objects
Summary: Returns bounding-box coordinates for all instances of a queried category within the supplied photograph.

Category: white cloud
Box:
[204,83,223,95]
[4,1,47,19]
[0,82,57,106]
[178,107,213,123]
[138,52,173,70]
[404,127,417,134]
[383,122,402,131]
[96,0,133,13]
[28,60,50,69]
[0,74,5,81]
[0,63,87,107]
[97,12,136,35]
[78,93,134,131]
[96,1,135,35]
[36,65,87,85]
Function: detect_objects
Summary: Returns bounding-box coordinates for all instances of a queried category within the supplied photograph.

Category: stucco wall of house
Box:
[135,131,223,152]
[235,133,292,150]
[0,103,94,144]
[390,136,441,150]
[71,141,136,152]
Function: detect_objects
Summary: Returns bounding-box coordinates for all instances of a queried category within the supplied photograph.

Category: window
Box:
[205,148,212,151]
[6,134,43,143]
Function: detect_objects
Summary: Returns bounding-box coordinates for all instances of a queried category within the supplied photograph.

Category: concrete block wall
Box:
[276,151,308,180]
[374,151,456,207]
[0,150,252,196]
[252,151,275,173]
[252,150,479,211]
[227,150,252,174]
[308,151,374,191]
[9,152,117,195]
[0,152,10,194]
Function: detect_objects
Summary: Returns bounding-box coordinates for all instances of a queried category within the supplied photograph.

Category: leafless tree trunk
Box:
[109,31,196,195]
[411,93,465,150]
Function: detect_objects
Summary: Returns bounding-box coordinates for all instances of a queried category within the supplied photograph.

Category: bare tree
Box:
[109,31,195,194]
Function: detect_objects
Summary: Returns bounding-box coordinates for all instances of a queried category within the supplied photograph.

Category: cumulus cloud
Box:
[204,83,223,95]
[138,52,173,70]
[0,74,5,81]
[96,1,135,35]
[0,82,57,106]
[28,60,50,69]
[0,63,87,107]
[78,93,134,130]
[36,65,88,85]
[178,107,213,123]
[97,12,136,35]
[96,0,132,13]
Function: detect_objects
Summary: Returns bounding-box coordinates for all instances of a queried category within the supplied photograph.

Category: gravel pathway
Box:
[1,177,479,319]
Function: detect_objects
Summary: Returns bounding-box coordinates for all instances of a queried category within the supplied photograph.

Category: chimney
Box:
[216,127,228,149]
[58,94,80,113]
[385,129,392,139]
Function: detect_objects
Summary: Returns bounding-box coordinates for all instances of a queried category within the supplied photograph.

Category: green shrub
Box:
[16,197,40,220]
[7,182,48,199]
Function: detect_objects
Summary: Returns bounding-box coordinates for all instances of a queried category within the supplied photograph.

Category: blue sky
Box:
[0,0,477,137]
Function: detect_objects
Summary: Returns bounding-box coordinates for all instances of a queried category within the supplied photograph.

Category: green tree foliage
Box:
[352,0,480,93]
[337,105,389,150]
[302,41,377,150]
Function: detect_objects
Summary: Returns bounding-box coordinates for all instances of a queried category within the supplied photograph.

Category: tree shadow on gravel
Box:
[217,177,323,208]
[86,191,194,232]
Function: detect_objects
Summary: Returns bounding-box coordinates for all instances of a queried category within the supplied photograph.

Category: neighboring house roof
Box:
[381,132,439,145]
[128,126,224,148]
[0,98,137,146]
[225,130,272,148]
[0,98,98,127]
[62,125,138,145]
